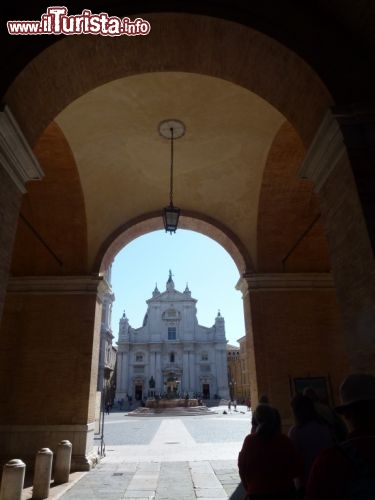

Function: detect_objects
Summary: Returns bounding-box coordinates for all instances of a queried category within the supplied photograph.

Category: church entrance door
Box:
[135,384,143,400]
[202,384,210,399]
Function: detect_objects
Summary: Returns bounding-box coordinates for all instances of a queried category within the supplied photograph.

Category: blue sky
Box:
[110,229,245,346]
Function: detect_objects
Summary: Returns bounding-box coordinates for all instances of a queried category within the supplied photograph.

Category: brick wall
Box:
[0,290,100,425]
[247,287,349,423]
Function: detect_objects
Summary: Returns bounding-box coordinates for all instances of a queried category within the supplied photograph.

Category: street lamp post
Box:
[97,366,112,458]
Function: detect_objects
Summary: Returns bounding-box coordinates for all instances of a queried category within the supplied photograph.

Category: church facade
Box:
[115,272,230,401]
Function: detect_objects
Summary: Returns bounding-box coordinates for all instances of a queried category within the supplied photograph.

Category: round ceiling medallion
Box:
[158,119,186,139]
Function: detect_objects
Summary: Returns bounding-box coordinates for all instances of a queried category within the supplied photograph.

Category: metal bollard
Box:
[0,459,26,500]
[54,440,72,484]
[32,448,53,499]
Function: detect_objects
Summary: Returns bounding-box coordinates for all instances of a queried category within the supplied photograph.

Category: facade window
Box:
[135,353,143,362]
[201,352,208,361]
[168,327,176,340]
[169,352,175,363]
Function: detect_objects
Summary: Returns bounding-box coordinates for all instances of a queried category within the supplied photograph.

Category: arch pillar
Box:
[237,273,348,424]
[0,106,44,324]
[0,275,106,471]
[299,108,375,373]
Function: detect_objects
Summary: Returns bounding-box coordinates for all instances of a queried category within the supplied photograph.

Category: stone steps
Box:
[128,405,217,417]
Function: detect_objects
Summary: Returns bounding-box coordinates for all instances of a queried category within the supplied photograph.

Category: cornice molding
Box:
[0,105,44,193]
[7,275,106,296]
[236,273,334,294]
[298,109,346,192]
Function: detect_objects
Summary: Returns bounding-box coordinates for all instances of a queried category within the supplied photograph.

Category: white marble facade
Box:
[97,265,117,393]
[115,271,229,401]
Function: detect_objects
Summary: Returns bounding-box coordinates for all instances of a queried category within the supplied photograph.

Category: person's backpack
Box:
[338,439,375,500]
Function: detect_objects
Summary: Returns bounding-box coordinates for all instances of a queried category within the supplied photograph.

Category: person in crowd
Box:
[251,394,281,434]
[228,400,232,413]
[303,386,347,443]
[305,373,375,500]
[238,403,302,499]
[288,394,334,498]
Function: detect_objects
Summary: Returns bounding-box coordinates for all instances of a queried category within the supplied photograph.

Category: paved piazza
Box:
[57,404,250,499]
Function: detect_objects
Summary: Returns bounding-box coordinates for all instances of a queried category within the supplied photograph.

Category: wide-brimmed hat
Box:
[335,373,375,413]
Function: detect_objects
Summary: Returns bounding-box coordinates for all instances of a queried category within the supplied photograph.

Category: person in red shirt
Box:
[238,403,302,499]
[305,373,375,500]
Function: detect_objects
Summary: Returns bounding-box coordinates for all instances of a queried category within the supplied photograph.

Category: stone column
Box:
[0,275,106,471]
[0,105,44,325]
[214,347,221,395]
[123,351,130,395]
[237,273,348,420]
[115,353,123,396]
[182,349,189,393]
[299,108,375,372]
[150,350,156,380]
[155,350,162,393]
[147,349,156,396]
[190,350,197,393]
[218,347,229,398]
[236,276,259,405]
[115,350,129,399]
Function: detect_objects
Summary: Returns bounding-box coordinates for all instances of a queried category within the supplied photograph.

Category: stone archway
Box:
[0,9,374,472]
[96,212,252,276]
[6,13,331,148]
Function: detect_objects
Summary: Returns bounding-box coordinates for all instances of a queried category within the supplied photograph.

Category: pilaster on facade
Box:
[98,277,116,393]
[0,105,44,193]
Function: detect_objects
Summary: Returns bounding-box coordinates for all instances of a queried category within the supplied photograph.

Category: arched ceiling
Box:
[55,72,285,269]
[6,11,336,277]
[2,2,374,103]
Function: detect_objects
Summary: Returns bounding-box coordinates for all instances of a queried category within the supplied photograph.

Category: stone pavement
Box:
[55,459,244,500]
[20,405,249,499]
